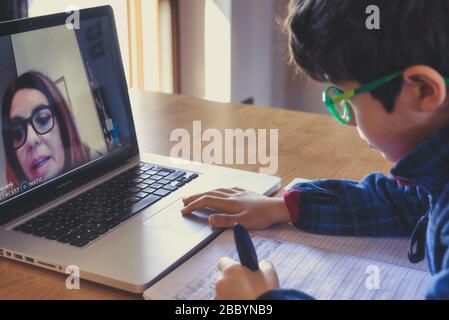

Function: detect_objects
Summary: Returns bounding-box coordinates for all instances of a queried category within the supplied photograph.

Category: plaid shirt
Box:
[264,125,449,300]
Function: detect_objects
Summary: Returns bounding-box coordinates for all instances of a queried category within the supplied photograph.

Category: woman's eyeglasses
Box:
[9,105,55,150]
[322,71,449,125]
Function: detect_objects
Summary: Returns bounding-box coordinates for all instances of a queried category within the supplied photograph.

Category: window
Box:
[204,0,231,102]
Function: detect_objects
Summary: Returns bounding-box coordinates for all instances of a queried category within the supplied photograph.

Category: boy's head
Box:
[285,0,449,162]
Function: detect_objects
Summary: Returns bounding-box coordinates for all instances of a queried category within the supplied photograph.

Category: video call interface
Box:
[0,17,133,205]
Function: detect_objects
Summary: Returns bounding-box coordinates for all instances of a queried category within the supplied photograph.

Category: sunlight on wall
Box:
[204,0,231,103]
[28,0,130,83]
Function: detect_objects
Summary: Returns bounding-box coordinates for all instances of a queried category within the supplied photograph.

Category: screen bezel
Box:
[0,6,140,225]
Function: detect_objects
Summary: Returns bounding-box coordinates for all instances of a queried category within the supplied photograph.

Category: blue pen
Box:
[233,224,259,272]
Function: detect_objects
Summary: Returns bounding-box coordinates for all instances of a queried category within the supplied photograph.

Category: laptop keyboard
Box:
[13,163,199,248]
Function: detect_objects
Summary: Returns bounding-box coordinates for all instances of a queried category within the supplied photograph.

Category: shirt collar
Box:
[391,125,449,196]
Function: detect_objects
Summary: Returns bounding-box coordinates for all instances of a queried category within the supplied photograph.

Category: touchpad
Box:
[142,199,213,235]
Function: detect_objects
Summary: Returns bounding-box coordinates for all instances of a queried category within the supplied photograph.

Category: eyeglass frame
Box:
[322,71,449,125]
[8,104,56,150]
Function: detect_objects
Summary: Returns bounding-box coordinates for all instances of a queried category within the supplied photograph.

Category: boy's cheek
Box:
[356,125,392,159]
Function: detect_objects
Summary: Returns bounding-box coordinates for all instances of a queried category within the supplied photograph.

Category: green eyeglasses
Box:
[322,71,449,125]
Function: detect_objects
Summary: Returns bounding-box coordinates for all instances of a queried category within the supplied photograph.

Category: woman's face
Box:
[10,88,65,182]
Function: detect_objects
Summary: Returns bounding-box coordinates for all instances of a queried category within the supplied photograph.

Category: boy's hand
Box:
[181,188,291,230]
[215,257,280,300]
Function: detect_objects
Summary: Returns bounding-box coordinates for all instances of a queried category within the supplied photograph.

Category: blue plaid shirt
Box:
[259,125,449,300]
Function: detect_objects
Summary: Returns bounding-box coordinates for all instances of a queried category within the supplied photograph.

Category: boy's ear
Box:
[402,65,447,113]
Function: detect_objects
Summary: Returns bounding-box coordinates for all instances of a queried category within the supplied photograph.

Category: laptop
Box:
[0,6,281,293]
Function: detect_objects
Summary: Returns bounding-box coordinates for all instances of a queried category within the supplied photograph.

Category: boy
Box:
[181,0,449,300]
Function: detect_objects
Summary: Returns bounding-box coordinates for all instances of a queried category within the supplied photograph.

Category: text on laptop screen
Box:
[0,17,133,205]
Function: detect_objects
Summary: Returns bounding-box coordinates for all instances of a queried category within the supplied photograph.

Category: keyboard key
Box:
[150,175,163,181]
[70,238,90,248]
[126,196,141,203]
[166,171,186,181]
[152,166,175,173]
[158,179,171,185]
[90,226,110,235]
[45,229,70,241]
[143,187,156,194]
[154,189,171,197]
[158,171,170,177]
[149,183,164,189]
[105,219,121,229]
[136,183,149,189]
[58,233,77,244]
[135,192,150,199]
[17,226,35,235]
[140,164,154,171]
[133,169,146,175]
[117,195,161,221]
[80,232,100,241]
[162,185,178,192]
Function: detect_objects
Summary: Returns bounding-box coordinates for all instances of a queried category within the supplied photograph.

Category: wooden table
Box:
[0,89,392,299]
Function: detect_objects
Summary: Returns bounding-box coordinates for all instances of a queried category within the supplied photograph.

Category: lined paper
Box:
[144,226,431,300]
[254,224,429,272]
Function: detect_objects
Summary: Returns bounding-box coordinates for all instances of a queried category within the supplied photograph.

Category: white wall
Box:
[178,0,327,113]
[178,0,206,98]
[231,0,280,106]
[231,0,327,111]
[12,25,107,153]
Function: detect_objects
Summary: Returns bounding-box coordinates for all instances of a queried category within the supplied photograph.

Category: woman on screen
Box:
[1,71,90,186]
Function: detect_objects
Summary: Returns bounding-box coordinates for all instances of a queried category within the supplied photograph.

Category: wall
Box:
[178,0,327,114]
[178,0,206,98]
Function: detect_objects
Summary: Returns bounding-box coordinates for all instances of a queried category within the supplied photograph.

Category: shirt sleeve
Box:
[285,173,430,237]
[426,270,449,300]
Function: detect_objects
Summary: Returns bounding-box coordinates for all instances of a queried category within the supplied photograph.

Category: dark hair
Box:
[284,0,449,112]
[1,71,90,185]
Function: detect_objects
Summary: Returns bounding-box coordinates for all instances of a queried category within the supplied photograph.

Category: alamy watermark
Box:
[366,5,380,30]
[65,265,80,290]
[365,265,381,290]
[170,121,279,175]
[66,6,80,30]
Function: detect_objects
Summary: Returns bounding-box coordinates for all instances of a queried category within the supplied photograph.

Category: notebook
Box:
[143,223,431,300]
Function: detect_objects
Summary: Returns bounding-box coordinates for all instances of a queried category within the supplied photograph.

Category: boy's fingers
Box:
[215,188,239,194]
[183,191,231,205]
[181,196,238,215]
[218,257,239,272]
[232,187,246,192]
[209,213,243,228]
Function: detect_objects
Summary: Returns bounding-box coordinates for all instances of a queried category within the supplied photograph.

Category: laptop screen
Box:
[0,8,136,209]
